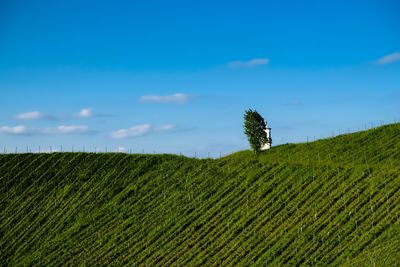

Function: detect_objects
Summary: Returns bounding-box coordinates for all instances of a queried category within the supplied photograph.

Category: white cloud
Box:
[110,124,152,139]
[139,93,190,104]
[43,125,89,134]
[0,125,91,135]
[376,52,400,65]
[16,111,46,120]
[77,108,93,118]
[0,125,28,135]
[16,108,109,121]
[228,58,270,68]
[154,124,176,132]
[110,124,175,139]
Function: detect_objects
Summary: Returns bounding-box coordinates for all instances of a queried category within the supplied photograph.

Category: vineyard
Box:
[1,123,400,266]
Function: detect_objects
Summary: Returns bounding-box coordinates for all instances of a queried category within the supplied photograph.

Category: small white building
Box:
[261,123,272,150]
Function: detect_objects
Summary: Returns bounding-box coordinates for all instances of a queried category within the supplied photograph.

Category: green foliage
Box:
[243,109,268,153]
[1,124,400,266]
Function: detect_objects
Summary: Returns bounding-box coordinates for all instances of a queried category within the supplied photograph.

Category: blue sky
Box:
[0,0,399,156]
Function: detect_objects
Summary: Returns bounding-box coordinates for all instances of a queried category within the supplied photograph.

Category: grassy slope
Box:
[1,124,400,266]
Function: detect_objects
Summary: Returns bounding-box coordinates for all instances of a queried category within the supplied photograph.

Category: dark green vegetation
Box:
[243,109,268,153]
[1,124,400,266]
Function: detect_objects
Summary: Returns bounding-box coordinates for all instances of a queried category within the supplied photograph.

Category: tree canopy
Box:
[243,109,268,154]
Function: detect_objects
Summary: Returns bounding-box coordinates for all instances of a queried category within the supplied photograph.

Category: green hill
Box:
[1,124,400,266]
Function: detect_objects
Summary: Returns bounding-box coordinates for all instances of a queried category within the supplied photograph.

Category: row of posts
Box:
[0,146,221,159]
[1,119,397,156]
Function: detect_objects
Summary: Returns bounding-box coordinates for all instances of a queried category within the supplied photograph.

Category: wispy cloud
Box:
[110,124,175,139]
[376,52,400,65]
[0,125,28,135]
[228,58,270,68]
[16,111,43,120]
[110,124,152,139]
[139,93,190,104]
[16,108,110,121]
[75,108,112,118]
[154,124,175,132]
[0,125,92,136]
[42,125,90,134]
[16,111,55,120]
[76,108,93,118]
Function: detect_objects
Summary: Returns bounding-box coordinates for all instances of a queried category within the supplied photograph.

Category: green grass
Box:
[1,123,400,266]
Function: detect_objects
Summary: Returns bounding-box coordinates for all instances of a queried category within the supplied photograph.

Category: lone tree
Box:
[243,109,268,154]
